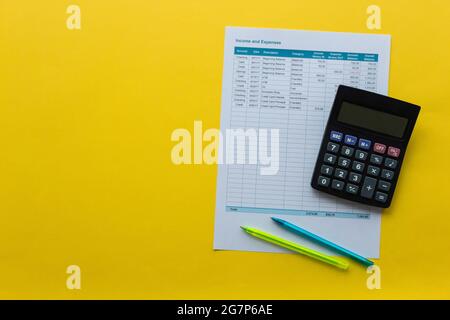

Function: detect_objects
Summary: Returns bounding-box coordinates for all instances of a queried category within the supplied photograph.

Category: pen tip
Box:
[271,216,282,223]
[240,226,247,231]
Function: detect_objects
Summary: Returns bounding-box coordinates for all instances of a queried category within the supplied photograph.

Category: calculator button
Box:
[373,143,387,154]
[341,146,354,157]
[352,161,365,172]
[370,154,383,165]
[378,180,391,192]
[324,153,337,165]
[358,139,372,150]
[318,176,330,187]
[338,157,351,168]
[334,168,348,180]
[349,172,362,184]
[367,165,380,177]
[346,183,359,195]
[381,169,394,180]
[361,177,377,199]
[355,150,368,161]
[320,165,333,176]
[326,142,340,154]
[384,158,398,169]
[387,146,401,158]
[330,131,343,142]
[344,135,357,146]
[375,192,388,203]
[331,179,345,191]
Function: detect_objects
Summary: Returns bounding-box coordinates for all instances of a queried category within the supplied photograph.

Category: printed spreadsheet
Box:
[214,27,391,257]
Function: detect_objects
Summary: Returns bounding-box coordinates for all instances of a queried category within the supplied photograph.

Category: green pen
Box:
[241,226,349,270]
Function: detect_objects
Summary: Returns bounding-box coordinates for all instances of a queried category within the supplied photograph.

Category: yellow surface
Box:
[0,0,449,299]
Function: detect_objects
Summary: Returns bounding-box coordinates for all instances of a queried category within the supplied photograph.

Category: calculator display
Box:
[337,101,408,138]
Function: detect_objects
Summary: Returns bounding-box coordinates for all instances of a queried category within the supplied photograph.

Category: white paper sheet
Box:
[214,27,391,258]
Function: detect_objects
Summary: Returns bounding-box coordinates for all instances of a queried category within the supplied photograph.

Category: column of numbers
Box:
[241,56,262,208]
[302,58,326,210]
[284,58,309,209]
[226,55,249,206]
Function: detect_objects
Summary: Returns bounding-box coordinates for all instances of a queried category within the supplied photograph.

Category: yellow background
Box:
[1,0,449,299]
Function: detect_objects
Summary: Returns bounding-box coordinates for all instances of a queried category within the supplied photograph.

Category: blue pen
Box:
[271,217,374,267]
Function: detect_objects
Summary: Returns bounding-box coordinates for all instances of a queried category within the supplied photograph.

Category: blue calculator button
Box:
[330,131,343,142]
[358,138,372,150]
[344,135,357,146]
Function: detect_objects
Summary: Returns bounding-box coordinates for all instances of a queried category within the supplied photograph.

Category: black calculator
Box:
[311,85,420,208]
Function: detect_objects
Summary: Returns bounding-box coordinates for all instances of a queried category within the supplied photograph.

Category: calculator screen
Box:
[337,101,408,138]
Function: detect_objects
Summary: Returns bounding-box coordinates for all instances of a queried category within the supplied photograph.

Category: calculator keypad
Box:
[338,157,351,168]
[375,192,388,203]
[349,172,362,183]
[373,143,387,154]
[335,168,348,179]
[367,165,380,177]
[381,169,394,180]
[378,180,391,192]
[370,154,383,165]
[327,142,340,153]
[314,130,402,206]
[324,153,337,165]
[341,146,354,157]
[331,180,345,191]
[355,150,368,161]
[358,139,372,150]
[320,165,333,176]
[361,177,377,199]
[384,158,397,169]
[344,135,357,146]
[352,161,365,172]
[318,176,330,187]
[387,146,401,158]
[346,184,359,194]
[330,131,343,142]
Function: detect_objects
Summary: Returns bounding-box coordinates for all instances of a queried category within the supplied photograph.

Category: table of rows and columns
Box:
[226,47,378,217]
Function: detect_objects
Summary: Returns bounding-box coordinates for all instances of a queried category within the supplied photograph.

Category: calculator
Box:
[311,85,420,208]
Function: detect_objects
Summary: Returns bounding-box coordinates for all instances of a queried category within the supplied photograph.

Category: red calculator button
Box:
[373,143,386,154]
[387,146,401,157]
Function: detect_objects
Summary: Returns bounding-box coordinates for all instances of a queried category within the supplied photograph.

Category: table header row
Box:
[234,47,379,62]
